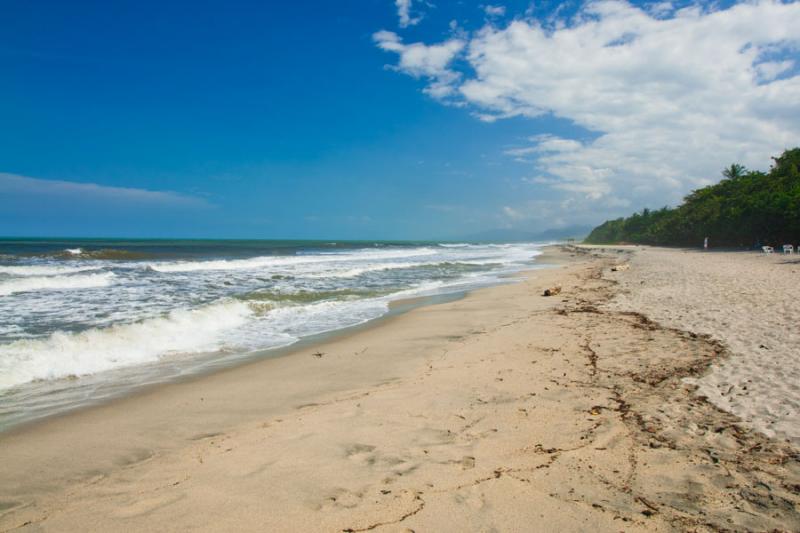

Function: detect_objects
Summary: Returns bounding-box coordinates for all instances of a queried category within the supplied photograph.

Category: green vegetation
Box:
[584,148,800,247]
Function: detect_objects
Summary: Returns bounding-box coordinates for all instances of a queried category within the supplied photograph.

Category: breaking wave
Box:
[147,248,440,273]
[0,264,102,276]
[0,300,253,389]
[0,272,115,296]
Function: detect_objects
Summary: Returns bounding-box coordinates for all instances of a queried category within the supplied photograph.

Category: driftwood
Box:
[543,286,562,296]
[611,264,630,272]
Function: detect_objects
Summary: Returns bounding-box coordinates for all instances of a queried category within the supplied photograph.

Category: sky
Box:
[1,0,799,239]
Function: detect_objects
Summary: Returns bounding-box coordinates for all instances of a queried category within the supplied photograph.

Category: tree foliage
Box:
[584,148,800,247]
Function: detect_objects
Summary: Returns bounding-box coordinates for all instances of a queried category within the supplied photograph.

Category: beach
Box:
[0,240,543,429]
[604,246,800,444]
[1,245,799,532]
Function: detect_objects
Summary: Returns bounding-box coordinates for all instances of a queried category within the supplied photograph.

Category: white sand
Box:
[605,246,800,443]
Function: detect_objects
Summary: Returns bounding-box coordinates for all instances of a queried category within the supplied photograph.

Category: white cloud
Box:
[647,1,674,18]
[754,59,795,82]
[376,0,800,218]
[505,135,585,163]
[373,30,466,98]
[0,173,209,208]
[503,146,538,157]
[484,5,506,17]
[502,205,525,220]
[499,194,632,229]
[396,0,421,28]
[498,199,567,226]
[530,134,584,154]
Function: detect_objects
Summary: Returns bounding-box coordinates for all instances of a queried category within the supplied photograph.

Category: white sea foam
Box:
[147,247,440,273]
[267,299,382,334]
[0,300,254,389]
[0,272,115,296]
[318,260,495,279]
[305,248,540,280]
[0,264,101,276]
[65,248,83,255]
[311,262,421,278]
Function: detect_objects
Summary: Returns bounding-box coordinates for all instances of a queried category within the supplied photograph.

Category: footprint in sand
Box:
[318,488,364,511]
[344,443,378,465]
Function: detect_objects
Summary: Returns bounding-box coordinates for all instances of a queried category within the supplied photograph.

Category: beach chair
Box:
[762,246,774,254]
[783,244,794,254]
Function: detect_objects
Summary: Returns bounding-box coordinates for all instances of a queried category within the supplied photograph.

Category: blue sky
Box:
[2,0,799,239]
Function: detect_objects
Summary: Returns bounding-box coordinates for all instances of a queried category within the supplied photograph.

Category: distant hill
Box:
[584,148,800,247]
[459,225,592,243]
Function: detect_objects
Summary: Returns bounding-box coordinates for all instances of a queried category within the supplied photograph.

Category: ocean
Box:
[0,238,546,429]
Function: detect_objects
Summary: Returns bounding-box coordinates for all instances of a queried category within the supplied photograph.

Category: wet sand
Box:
[1,246,798,532]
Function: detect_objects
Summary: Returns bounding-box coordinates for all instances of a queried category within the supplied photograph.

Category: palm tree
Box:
[722,163,746,180]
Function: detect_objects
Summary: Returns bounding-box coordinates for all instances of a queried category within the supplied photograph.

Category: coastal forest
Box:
[584,148,800,247]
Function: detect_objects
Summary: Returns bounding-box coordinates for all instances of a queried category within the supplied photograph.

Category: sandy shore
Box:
[601,246,800,444]
[1,246,799,532]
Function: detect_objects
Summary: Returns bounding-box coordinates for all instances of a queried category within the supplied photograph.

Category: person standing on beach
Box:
[704,236,709,250]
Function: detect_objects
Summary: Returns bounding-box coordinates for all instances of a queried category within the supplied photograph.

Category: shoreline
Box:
[0,249,567,479]
[2,246,798,531]
[0,289,469,434]
[0,251,553,434]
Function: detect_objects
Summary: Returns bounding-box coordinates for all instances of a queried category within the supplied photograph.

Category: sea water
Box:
[0,238,546,429]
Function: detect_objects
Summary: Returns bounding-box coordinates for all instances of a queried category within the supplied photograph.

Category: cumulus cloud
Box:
[373,30,466,98]
[0,173,210,208]
[376,0,800,218]
[531,135,584,154]
[395,0,421,28]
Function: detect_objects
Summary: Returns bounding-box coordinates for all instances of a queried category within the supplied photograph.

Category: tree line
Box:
[584,148,800,247]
